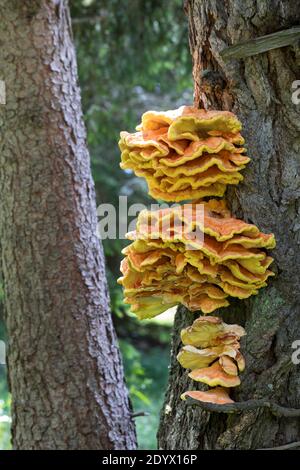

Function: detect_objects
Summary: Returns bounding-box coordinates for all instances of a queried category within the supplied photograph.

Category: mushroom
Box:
[119,106,250,202]
[178,315,246,397]
[181,387,234,405]
[180,315,245,348]
[219,355,239,376]
[118,106,275,404]
[177,343,240,370]
[118,200,275,318]
[188,361,241,387]
[137,106,242,136]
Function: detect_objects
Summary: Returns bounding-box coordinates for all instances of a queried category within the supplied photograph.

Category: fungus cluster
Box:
[119,106,250,202]
[178,316,246,404]
[118,105,276,407]
[118,199,275,319]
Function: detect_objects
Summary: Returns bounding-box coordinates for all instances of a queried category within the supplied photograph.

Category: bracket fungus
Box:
[188,362,241,387]
[179,316,245,403]
[119,106,250,202]
[118,105,276,407]
[181,387,234,405]
[118,200,275,319]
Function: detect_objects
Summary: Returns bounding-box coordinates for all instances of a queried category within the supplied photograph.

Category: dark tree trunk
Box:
[0,0,136,450]
[158,0,300,450]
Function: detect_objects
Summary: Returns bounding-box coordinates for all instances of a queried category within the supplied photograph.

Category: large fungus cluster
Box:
[118,199,275,319]
[119,106,250,202]
[179,316,245,403]
[118,105,276,407]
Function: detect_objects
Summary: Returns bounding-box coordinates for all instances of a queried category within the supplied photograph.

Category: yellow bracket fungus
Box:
[118,106,277,406]
[179,316,246,403]
[118,200,275,319]
[120,106,249,202]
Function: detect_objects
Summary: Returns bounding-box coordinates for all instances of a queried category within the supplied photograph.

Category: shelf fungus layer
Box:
[179,316,246,404]
[119,106,250,202]
[118,200,275,319]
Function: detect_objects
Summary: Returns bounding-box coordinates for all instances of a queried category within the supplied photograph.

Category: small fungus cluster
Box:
[118,199,275,319]
[119,106,250,202]
[118,105,276,406]
[178,316,245,403]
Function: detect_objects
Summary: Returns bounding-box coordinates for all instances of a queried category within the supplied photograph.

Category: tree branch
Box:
[220,26,300,60]
[259,441,300,450]
[185,397,300,418]
[72,16,103,25]
[132,411,150,418]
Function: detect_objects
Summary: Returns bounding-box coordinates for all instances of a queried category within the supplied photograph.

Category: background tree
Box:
[69,0,192,449]
[0,0,136,450]
[0,0,192,450]
[158,0,300,450]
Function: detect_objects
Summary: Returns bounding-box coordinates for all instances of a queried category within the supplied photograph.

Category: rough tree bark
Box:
[0,0,136,450]
[158,0,300,450]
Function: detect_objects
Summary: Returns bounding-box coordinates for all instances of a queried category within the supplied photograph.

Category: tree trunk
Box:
[158,0,300,450]
[0,0,136,450]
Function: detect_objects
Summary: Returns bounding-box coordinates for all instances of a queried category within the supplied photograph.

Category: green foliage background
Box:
[0,0,192,449]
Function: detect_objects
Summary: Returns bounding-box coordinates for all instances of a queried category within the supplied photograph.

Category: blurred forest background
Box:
[0,0,192,449]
